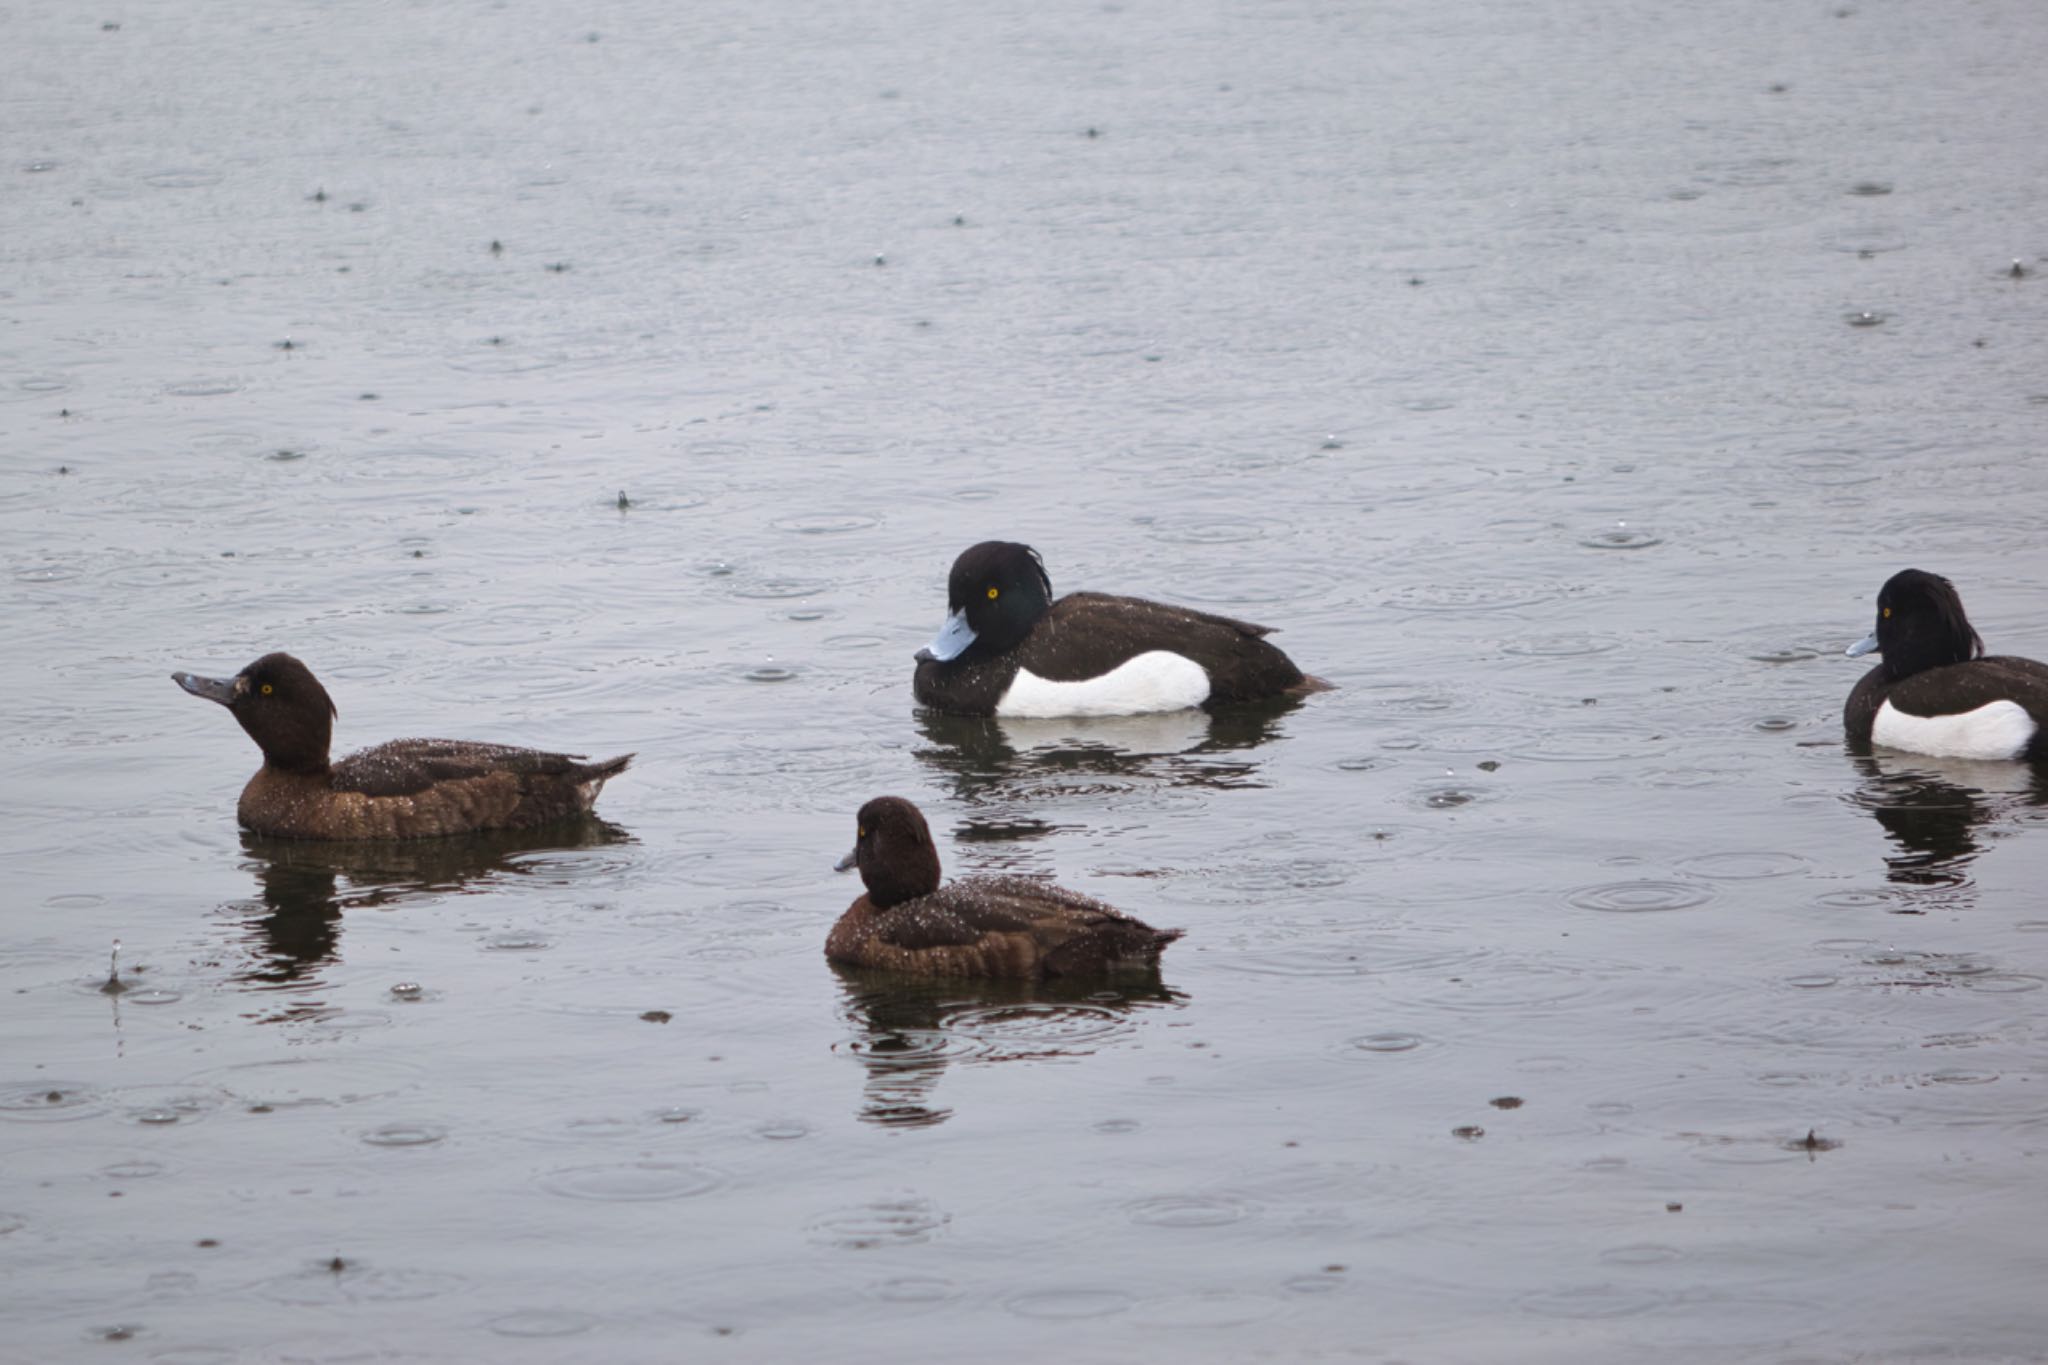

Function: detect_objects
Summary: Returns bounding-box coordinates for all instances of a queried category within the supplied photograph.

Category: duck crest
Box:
[1874,569,1983,681]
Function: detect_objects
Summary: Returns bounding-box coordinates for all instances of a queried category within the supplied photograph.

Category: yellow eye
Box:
[260,683,273,695]
[857,826,866,838]
[1882,607,1891,619]
[986,586,999,600]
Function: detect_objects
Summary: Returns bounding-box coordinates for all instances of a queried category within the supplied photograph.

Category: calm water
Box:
[5,0,2048,1359]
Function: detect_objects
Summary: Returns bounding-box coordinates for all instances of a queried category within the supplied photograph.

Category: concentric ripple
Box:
[0,1081,106,1122]
[1382,581,1569,614]
[771,513,877,535]
[537,1162,723,1202]
[360,1123,447,1148]
[946,1002,1135,1059]
[1675,851,1811,880]
[1503,634,1622,658]
[255,1261,466,1305]
[487,1310,599,1338]
[1344,1031,1427,1054]
[1124,1194,1256,1228]
[1579,526,1662,550]
[809,1195,949,1249]
[1004,1288,1132,1320]
[1566,881,1714,913]
[1519,1284,1671,1319]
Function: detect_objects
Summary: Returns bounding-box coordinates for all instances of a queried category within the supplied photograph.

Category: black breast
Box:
[913,653,1024,715]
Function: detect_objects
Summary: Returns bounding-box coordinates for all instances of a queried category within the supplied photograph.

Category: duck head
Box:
[835,796,943,908]
[1847,569,1985,681]
[915,541,1054,664]
[173,652,336,772]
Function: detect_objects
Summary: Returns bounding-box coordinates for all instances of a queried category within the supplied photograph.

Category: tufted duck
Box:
[1845,570,2048,761]
[911,541,1325,717]
[829,796,1181,977]
[173,652,632,839]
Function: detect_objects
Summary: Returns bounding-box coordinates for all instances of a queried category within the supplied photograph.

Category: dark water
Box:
[6,0,2048,1358]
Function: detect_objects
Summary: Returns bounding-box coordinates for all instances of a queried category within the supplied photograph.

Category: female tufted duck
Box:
[829,796,1181,978]
[173,652,632,839]
[1845,569,2048,761]
[911,541,1326,717]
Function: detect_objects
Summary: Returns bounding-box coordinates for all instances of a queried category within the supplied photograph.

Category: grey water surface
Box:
[5,0,2048,1359]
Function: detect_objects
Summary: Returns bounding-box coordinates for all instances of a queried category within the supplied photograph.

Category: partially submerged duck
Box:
[829,796,1181,978]
[1845,569,2048,761]
[911,541,1325,717]
[173,652,632,839]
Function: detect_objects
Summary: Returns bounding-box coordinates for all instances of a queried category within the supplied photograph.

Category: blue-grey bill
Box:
[173,671,237,705]
[834,847,858,873]
[915,607,977,663]
[1845,632,1879,658]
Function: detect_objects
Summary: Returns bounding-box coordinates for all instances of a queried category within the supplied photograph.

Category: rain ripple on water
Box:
[1566,881,1716,913]
[537,1162,724,1202]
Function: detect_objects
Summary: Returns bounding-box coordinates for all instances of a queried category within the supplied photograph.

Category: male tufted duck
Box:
[829,796,1181,978]
[911,541,1325,717]
[173,652,632,839]
[1844,569,2048,761]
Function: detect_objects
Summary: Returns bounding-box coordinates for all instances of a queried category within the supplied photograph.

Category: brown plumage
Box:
[172,652,632,839]
[829,796,1181,978]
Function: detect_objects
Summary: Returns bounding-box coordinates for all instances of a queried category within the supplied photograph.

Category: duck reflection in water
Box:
[831,966,1184,1129]
[1848,755,2048,895]
[914,693,1307,845]
[230,819,633,1009]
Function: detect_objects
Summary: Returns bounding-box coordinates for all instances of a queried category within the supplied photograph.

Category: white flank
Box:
[1872,698,2036,760]
[996,651,1212,718]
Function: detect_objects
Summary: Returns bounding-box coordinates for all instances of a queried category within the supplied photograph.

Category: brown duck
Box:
[173,652,631,839]
[829,796,1181,978]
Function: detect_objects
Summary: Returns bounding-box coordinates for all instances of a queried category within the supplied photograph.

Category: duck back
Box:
[830,874,1181,979]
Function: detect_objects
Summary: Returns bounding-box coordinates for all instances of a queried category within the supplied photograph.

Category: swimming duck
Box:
[911,541,1324,717]
[172,652,632,839]
[1845,569,2048,761]
[829,796,1181,977]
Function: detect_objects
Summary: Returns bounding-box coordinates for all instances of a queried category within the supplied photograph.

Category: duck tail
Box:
[570,753,633,810]
[577,753,634,782]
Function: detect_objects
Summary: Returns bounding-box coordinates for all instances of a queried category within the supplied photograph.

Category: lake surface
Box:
[5,0,2048,1359]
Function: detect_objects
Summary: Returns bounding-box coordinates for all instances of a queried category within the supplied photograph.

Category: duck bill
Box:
[914,607,977,663]
[173,671,239,706]
[834,846,859,873]
[1845,632,1880,658]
